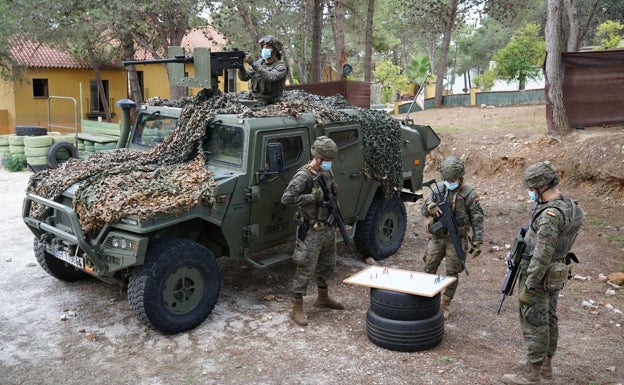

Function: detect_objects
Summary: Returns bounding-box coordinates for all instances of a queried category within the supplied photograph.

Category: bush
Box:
[474,70,496,91]
[3,152,26,172]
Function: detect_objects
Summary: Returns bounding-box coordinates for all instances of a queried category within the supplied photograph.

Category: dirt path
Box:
[1,104,622,385]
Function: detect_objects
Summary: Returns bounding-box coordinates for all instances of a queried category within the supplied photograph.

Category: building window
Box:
[89,80,109,113]
[33,79,48,98]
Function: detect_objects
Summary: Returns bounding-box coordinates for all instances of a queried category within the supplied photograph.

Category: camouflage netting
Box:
[26,90,403,234]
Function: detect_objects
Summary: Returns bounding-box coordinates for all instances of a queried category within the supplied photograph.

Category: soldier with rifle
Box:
[501,161,584,385]
[420,155,484,320]
[281,136,344,326]
[239,35,289,106]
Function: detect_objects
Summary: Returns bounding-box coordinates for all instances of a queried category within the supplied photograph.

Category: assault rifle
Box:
[313,173,352,252]
[423,179,467,275]
[496,203,538,315]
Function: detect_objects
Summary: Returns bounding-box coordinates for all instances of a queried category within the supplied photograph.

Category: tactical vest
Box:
[525,193,584,261]
[252,60,287,102]
[296,164,332,223]
[441,183,475,231]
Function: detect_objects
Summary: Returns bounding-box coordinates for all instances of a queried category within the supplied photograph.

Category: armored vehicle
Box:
[22,48,440,334]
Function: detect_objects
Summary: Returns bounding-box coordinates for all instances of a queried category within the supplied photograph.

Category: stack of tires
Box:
[24,135,54,172]
[0,135,11,165]
[366,288,445,352]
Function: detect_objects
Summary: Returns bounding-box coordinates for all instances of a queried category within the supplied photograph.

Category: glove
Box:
[471,241,482,258]
[311,186,323,202]
[426,201,442,217]
[243,52,254,65]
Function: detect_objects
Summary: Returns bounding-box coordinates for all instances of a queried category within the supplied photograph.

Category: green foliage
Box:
[473,70,496,91]
[374,60,409,103]
[594,20,624,49]
[438,355,452,363]
[492,22,545,90]
[3,152,26,172]
[405,54,431,84]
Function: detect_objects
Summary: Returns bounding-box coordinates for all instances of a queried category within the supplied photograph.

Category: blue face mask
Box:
[528,190,538,202]
[261,48,272,60]
[321,161,332,171]
[444,181,459,191]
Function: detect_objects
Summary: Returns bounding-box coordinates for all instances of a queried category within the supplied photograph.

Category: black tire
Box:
[354,192,407,260]
[370,288,440,321]
[46,142,79,169]
[366,308,445,352]
[128,239,221,334]
[34,239,88,282]
[15,125,47,136]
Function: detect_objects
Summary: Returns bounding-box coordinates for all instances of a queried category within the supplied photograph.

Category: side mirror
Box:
[256,141,285,183]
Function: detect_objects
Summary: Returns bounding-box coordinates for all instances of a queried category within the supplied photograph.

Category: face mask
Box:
[444,181,459,191]
[261,48,272,60]
[528,190,538,202]
[321,161,332,171]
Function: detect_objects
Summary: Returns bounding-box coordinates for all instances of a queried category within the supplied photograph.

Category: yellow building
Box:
[0,27,248,135]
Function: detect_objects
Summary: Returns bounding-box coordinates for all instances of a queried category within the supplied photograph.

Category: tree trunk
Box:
[564,0,580,51]
[87,47,111,122]
[434,0,458,107]
[311,0,323,83]
[331,0,346,80]
[121,33,143,104]
[364,0,375,82]
[545,0,569,136]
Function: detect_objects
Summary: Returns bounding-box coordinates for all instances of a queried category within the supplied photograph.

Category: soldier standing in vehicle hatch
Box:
[281,136,344,326]
[502,161,584,385]
[239,35,289,106]
[421,155,484,320]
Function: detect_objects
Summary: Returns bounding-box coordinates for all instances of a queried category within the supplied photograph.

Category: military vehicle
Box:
[22,47,440,334]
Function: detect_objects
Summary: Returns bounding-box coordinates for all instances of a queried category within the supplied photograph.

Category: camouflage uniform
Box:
[421,156,484,300]
[238,35,288,105]
[421,182,484,298]
[503,161,584,385]
[281,136,342,326]
[281,165,337,296]
[519,194,584,364]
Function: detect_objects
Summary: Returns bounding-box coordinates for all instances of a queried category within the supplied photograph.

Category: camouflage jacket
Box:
[421,182,484,242]
[238,59,288,103]
[523,192,584,289]
[280,164,335,222]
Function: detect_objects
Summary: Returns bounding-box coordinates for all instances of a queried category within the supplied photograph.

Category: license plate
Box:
[55,249,84,269]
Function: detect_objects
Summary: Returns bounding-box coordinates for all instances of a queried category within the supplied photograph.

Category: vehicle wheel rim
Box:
[377,211,397,246]
[163,266,204,314]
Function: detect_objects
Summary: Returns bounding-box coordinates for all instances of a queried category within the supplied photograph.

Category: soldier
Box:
[502,161,584,385]
[421,155,484,319]
[239,35,289,106]
[281,136,344,326]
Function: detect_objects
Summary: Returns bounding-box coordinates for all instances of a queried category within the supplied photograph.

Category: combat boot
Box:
[314,287,344,310]
[441,295,452,320]
[502,362,542,385]
[541,357,552,380]
[291,296,308,326]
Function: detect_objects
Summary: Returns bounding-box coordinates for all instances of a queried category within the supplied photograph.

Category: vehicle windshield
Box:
[203,124,245,167]
[131,112,178,147]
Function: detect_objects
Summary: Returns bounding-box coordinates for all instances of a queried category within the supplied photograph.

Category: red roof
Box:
[10,27,228,69]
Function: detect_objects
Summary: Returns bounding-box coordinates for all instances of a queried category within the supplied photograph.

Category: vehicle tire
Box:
[46,142,79,169]
[366,308,445,352]
[128,238,221,334]
[34,239,89,282]
[354,191,407,260]
[370,289,440,321]
[15,125,48,136]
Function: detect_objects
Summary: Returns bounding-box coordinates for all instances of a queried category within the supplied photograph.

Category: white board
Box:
[343,266,457,297]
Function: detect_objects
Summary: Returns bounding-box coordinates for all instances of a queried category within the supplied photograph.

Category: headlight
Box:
[108,236,136,250]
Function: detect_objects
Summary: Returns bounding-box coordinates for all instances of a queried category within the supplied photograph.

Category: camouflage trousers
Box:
[292,225,337,296]
[518,274,560,365]
[422,235,467,298]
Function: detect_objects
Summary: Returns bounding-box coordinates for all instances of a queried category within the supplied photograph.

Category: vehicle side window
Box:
[267,136,303,167]
[132,116,177,147]
[204,125,244,166]
[328,129,358,148]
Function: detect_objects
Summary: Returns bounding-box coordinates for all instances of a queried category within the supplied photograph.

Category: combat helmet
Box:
[523,161,559,188]
[311,136,338,160]
[258,35,284,59]
[440,155,465,181]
